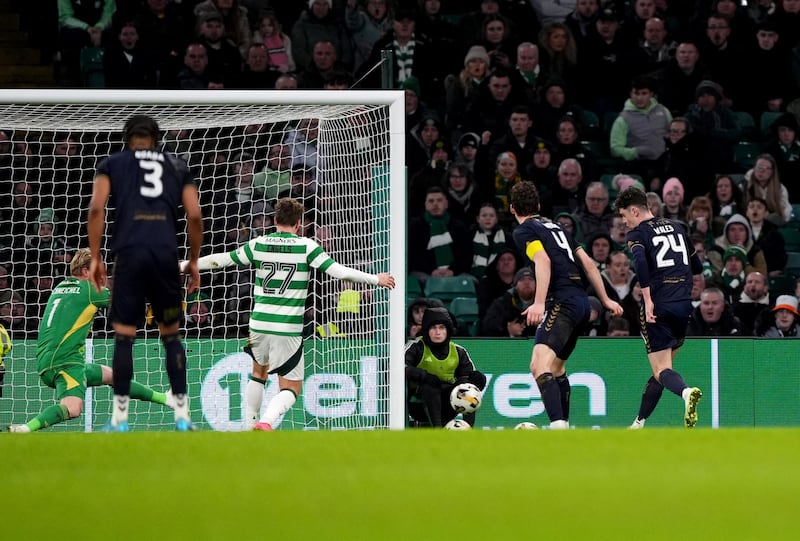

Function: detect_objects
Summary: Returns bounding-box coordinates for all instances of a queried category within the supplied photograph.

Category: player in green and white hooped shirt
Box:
[7,249,175,433]
[184,198,396,430]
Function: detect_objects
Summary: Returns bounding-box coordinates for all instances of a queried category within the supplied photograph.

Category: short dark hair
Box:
[123,114,160,142]
[274,197,305,226]
[510,180,540,216]
[615,187,648,211]
[607,316,629,333]
[631,76,656,92]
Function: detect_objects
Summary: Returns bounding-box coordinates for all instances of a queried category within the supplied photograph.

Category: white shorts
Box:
[248,332,305,381]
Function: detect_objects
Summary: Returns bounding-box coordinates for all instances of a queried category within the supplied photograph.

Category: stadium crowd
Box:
[2,0,800,340]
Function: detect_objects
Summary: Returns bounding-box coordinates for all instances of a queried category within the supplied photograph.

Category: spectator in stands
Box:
[745,154,793,225]
[0,291,35,340]
[552,116,599,183]
[103,22,157,88]
[554,211,582,242]
[0,181,38,272]
[687,195,718,250]
[587,230,612,270]
[609,214,629,252]
[197,12,243,86]
[291,0,352,71]
[252,10,295,73]
[685,80,741,176]
[488,151,523,227]
[654,41,711,117]
[479,13,517,70]
[530,0,574,26]
[133,0,191,88]
[686,287,747,336]
[476,246,523,319]
[758,294,800,337]
[617,0,662,47]
[537,23,580,92]
[252,142,291,200]
[698,12,745,108]
[709,213,768,274]
[547,158,584,217]
[533,78,584,144]
[574,181,614,242]
[409,139,452,217]
[444,46,491,144]
[646,190,664,217]
[237,43,279,88]
[514,42,541,99]
[345,0,392,73]
[275,73,299,89]
[662,117,707,200]
[746,196,787,275]
[742,20,793,116]
[408,186,473,285]
[458,0,504,44]
[623,17,677,78]
[577,7,628,116]
[463,69,525,145]
[444,163,483,224]
[297,40,349,89]
[596,250,640,332]
[707,244,748,304]
[583,295,608,336]
[470,202,510,280]
[57,0,116,86]
[456,132,481,174]
[176,43,224,89]
[358,5,440,106]
[690,271,707,307]
[488,105,537,169]
[481,267,538,337]
[763,112,800,203]
[709,174,745,231]
[771,0,800,50]
[564,0,600,49]
[407,113,443,179]
[733,270,772,333]
[661,177,688,223]
[194,0,252,56]
[526,139,558,194]
[406,297,445,339]
[286,118,319,170]
[0,265,10,303]
[415,0,461,77]
[606,316,631,336]
[609,76,672,185]
[184,291,216,338]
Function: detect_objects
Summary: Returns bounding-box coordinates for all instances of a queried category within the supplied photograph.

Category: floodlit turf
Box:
[2,429,798,540]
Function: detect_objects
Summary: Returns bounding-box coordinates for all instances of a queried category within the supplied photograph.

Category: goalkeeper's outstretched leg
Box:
[8,364,174,433]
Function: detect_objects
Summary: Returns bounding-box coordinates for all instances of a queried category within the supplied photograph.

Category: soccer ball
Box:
[444,418,472,430]
[514,422,539,430]
[450,382,482,414]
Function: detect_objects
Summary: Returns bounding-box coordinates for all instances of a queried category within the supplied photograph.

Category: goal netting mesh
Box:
[0,90,405,432]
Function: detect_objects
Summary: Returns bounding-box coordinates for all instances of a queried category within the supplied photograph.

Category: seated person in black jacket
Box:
[405,307,487,428]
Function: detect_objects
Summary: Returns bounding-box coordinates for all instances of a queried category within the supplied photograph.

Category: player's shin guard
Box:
[637,376,664,420]
[658,368,688,397]
[259,388,297,427]
[556,373,571,421]
[245,376,267,430]
[536,372,564,422]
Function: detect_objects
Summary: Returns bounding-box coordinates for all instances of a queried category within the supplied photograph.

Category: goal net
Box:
[0,89,406,431]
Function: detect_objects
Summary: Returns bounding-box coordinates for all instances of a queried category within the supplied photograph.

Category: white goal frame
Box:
[0,89,407,431]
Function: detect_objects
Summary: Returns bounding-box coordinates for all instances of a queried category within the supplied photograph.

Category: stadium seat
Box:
[784,252,800,277]
[759,111,782,137]
[732,111,756,140]
[449,297,480,335]
[779,227,800,252]
[768,274,796,297]
[423,276,477,303]
[733,141,759,170]
[407,274,422,302]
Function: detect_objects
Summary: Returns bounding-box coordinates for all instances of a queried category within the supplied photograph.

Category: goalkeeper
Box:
[405,307,486,427]
[181,197,395,430]
[0,323,10,397]
[7,249,174,433]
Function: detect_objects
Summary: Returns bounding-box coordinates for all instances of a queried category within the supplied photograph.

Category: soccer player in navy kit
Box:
[615,187,703,428]
[88,115,203,432]
[510,181,623,429]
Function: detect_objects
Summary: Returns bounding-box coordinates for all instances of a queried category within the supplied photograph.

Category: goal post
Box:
[0,89,407,431]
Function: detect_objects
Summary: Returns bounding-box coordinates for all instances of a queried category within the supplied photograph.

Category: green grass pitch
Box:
[3,429,798,540]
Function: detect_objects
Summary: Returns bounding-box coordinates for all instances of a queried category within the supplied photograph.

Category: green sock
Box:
[130,381,165,404]
[28,404,69,431]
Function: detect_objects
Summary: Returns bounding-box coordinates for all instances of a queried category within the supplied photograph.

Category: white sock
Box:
[681,388,690,401]
[258,389,296,427]
[172,393,190,422]
[549,420,569,430]
[112,395,130,425]
[244,379,266,430]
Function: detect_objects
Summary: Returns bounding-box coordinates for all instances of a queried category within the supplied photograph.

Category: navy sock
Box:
[536,372,564,422]
[162,333,187,395]
[556,374,571,421]
[659,368,687,397]
[112,334,135,396]
[637,376,664,420]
